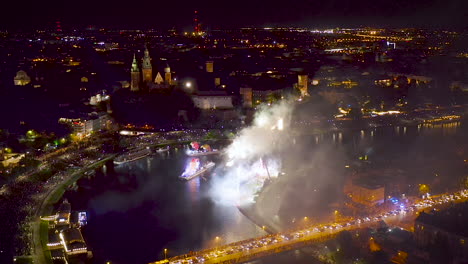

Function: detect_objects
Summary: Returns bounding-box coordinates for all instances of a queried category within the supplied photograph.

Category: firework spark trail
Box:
[210,101,294,205]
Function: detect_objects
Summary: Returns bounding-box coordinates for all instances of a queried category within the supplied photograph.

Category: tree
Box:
[266,92,282,104]
[418,184,430,195]
[370,250,389,264]
[19,156,40,168]
[336,230,356,258]
[204,131,221,140]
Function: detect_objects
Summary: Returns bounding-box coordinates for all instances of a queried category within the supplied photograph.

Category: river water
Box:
[62,121,468,264]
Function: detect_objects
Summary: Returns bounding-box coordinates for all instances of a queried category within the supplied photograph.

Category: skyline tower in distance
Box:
[194,10,201,34]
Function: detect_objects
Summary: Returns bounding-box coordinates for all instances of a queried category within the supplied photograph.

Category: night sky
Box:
[1,0,467,30]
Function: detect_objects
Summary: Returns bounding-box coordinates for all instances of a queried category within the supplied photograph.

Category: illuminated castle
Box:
[129,45,174,91]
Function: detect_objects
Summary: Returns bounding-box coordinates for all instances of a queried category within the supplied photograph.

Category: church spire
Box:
[142,45,153,83]
[131,54,139,72]
[142,45,152,70]
[130,53,140,91]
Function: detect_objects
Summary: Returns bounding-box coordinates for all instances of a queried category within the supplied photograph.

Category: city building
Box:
[142,46,153,83]
[89,92,110,106]
[240,87,253,108]
[344,179,385,206]
[55,200,71,226]
[130,54,140,91]
[61,228,87,256]
[414,202,468,263]
[42,201,90,260]
[206,61,214,73]
[58,113,112,137]
[192,91,233,109]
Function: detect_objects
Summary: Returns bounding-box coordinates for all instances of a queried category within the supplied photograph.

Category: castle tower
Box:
[142,45,152,83]
[130,54,140,91]
[164,63,172,85]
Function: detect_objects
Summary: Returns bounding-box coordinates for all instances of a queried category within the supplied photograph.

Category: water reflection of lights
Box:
[421,121,460,135]
[188,177,201,201]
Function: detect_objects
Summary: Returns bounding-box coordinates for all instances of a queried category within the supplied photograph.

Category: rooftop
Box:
[416,202,468,238]
[62,228,85,244]
[353,178,384,189]
[57,200,71,213]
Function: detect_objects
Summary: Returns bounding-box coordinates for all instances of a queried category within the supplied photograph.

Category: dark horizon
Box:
[1,0,467,31]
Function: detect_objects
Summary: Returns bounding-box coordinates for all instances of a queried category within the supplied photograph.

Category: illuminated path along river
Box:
[61,121,468,264]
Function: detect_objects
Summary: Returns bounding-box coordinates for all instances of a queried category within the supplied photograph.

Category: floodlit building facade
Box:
[345,180,385,206]
[192,91,233,109]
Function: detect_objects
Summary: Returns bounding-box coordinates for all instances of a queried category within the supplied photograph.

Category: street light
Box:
[164,248,168,259]
[215,236,220,250]
[334,210,340,222]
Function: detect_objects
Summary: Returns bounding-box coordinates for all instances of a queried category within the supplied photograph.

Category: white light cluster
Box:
[210,101,293,205]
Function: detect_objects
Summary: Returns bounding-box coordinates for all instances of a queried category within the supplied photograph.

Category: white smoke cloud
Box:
[210,101,294,205]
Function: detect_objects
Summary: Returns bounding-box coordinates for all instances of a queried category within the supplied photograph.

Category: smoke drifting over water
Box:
[210,101,294,205]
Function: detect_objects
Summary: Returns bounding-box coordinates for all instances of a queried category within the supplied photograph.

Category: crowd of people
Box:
[0,137,106,263]
[0,129,228,262]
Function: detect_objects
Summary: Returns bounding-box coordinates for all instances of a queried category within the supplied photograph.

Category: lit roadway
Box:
[150,189,468,264]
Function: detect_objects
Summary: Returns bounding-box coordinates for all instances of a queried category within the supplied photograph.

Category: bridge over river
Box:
[150,189,468,264]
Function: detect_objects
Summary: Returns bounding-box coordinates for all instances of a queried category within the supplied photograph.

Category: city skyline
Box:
[1,4,468,263]
[1,0,467,30]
